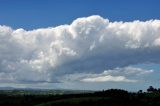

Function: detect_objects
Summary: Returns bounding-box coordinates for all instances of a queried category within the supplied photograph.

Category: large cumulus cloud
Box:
[0,15,160,85]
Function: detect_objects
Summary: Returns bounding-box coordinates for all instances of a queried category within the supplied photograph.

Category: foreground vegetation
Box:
[0,86,160,106]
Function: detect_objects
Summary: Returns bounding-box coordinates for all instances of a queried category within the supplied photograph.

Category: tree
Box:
[138,90,143,93]
[158,88,160,93]
[147,86,157,92]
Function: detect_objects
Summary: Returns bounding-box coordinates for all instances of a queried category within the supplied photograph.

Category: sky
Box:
[0,0,160,91]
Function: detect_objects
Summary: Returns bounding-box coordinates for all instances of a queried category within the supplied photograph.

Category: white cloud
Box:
[81,75,136,83]
[103,66,154,76]
[0,15,160,85]
[62,66,152,83]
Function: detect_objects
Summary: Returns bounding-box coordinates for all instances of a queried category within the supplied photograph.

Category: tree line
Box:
[0,86,160,106]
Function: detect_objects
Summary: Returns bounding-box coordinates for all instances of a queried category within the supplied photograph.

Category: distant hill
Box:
[0,87,15,90]
[0,87,94,95]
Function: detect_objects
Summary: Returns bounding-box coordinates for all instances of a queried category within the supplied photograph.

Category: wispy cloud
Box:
[61,66,153,83]
[81,75,136,83]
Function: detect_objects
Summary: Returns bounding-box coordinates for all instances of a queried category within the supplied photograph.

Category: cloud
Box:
[0,15,160,85]
[103,66,154,76]
[81,75,136,83]
[61,66,153,83]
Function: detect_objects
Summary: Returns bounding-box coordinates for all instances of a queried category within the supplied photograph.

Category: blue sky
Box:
[0,0,160,91]
[0,0,160,29]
